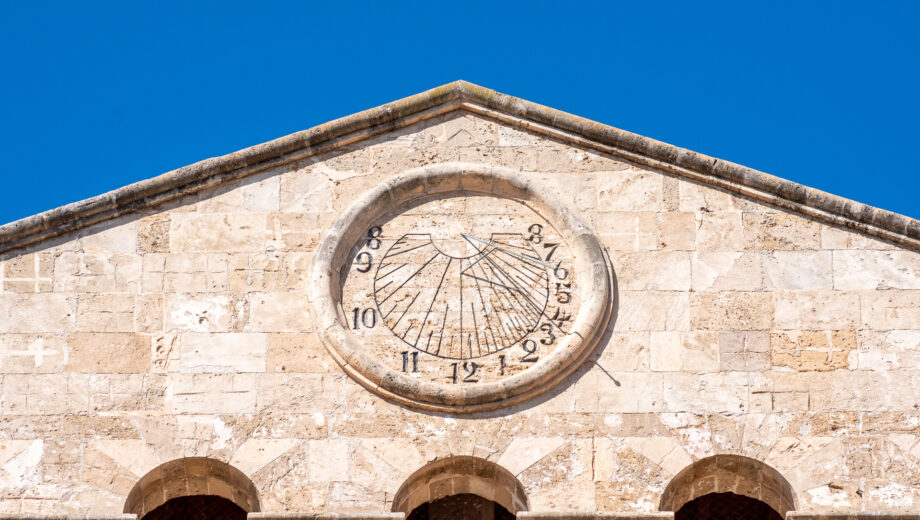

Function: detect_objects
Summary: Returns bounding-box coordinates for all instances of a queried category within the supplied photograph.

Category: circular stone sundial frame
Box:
[309,162,613,413]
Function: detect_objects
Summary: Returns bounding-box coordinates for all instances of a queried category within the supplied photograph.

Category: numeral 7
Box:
[542,242,559,262]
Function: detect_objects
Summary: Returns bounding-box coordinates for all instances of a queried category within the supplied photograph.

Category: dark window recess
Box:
[143,495,247,520]
[676,492,783,520]
[407,493,515,520]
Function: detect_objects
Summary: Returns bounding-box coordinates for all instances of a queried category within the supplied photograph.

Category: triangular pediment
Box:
[0,80,917,254]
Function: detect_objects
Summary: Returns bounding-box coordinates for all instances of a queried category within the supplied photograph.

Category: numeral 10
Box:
[352,308,377,329]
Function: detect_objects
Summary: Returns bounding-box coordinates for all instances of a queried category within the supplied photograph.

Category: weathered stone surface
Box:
[169,214,267,253]
[0,92,917,519]
[67,333,150,373]
[0,294,75,333]
[743,213,823,250]
[691,292,774,330]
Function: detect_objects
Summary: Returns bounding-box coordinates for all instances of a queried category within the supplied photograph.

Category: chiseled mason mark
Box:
[5,338,57,368]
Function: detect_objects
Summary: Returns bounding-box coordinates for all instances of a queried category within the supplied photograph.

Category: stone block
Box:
[258,373,345,413]
[76,293,136,333]
[659,212,696,250]
[763,251,833,290]
[770,330,856,372]
[831,371,919,411]
[616,291,690,331]
[164,373,258,414]
[821,224,899,250]
[650,331,719,372]
[135,293,164,333]
[165,293,237,332]
[596,169,662,211]
[860,291,920,330]
[67,333,150,373]
[2,374,91,415]
[267,212,327,252]
[696,212,743,251]
[249,292,311,332]
[743,212,822,250]
[197,174,280,214]
[138,215,171,253]
[855,330,920,370]
[596,211,659,251]
[54,250,140,293]
[573,369,664,413]
[1,253,52,293]
[691,292,773,330]
[597,332,649,372]
[0,335,68,373]
[280,166,336,213]
[308,439,350,481]
[0,294,75,333]
[692,252,762,291]
[679,179,735,212]
[90,373,146,412]
[178,333,266,373]
[662,372,749,414]
[170,213,267,252]
[80,218,139,254]
[833,250,920,290]
[266,333,333,373]
[774,291,860,330]
[612,251,691,291]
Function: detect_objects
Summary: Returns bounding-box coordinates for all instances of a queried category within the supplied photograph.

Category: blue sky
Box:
[1,1,917,224]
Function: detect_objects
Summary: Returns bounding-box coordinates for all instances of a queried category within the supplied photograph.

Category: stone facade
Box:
[0,82,918,519]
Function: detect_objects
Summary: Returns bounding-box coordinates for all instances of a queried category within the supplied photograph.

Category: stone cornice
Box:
[1,80,917,254]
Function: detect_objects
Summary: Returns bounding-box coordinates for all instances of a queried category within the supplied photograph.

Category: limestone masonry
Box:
[0,81,918,520]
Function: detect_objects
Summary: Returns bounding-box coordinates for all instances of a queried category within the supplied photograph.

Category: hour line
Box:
[461,234,554,268]
[376,251,440,305]
[414,258,452,347]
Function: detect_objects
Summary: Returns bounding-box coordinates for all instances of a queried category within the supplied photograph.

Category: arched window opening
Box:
[676,492,783,520]
[407,493,515,520]
[143,495,247,520]
[659,455,795,519]
[124,457,260,520]
[393,456,527,520]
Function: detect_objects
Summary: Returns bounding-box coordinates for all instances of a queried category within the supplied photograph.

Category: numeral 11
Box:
[401,351,418,373]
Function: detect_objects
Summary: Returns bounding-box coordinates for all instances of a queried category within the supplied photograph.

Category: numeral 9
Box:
[355,251,373,273]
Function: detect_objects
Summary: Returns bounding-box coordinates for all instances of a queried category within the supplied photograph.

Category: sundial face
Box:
[340,196,579,385]
[310,164,612,413]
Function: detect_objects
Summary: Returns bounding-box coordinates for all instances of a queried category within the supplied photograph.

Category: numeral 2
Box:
[522,339,539,363]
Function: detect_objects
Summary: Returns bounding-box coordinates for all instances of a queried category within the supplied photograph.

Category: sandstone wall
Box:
[0,112,919,516]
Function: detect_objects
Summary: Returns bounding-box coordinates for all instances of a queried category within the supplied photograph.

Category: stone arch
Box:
[123,457,260,519]
[392,456,528,517]
[659,454,795,518]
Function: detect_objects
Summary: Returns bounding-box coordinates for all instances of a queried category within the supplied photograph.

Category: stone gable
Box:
[0,83,919,519]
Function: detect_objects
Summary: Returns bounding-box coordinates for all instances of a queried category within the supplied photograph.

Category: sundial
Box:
[310,163,612,412]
